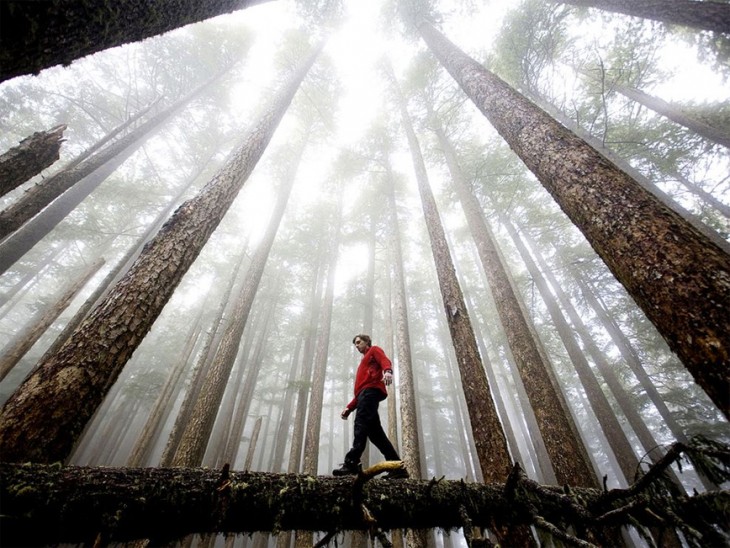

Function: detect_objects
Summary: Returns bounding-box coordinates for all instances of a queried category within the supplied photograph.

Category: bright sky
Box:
[214,0,727,294]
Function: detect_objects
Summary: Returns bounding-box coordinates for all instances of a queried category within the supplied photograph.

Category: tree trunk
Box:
[526,90,730,255]
[0,0,272,82]
[553,0,730,33]
[1,456,723,546]
[419,21,730,417]
[171,134,305,468]
[385,158,422,480]
[609,81,730,149]
[159,251,249,466]
[302,196,342,476]
[38,159,212,363]
[431,112,598,489]
[500,215,641,484]
[0,69,229,270]
[126,305,207,467]
[0,125,66,196]
[287,241,327,474]
[0,257,104,381]
[0,44,322,464]
[387,64,534,547]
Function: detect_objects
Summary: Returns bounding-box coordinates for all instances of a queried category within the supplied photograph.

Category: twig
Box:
[534,516,597,548]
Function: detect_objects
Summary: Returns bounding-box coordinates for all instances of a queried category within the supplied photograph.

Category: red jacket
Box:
[346,345,392,411]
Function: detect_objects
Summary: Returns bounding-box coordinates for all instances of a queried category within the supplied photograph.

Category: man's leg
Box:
[334,390,380,475]
[367,408,400,461]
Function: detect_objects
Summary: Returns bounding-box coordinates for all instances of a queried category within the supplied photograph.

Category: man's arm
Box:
[372,346,393,385]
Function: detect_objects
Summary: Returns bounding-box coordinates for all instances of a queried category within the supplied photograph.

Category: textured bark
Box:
[419,22,730,417]
[302,200,341,475]
[126,309,206,467]
[0,125,66,197]
[40,160,210,363]
[431,114,598,489]
[0,0,271,82]
[172,137,305,468]
[0,44,322,464]
[0,70,227,269]
[0,257,104,381]
[159,251,249,466]
[555,0,730,33]
[500,216,639,479]
[387,65,512,485]
[610,82,730,149]
[526,90,730,255]
[385,159,422,480]
[2,458,723,547]
[387,66,535,547]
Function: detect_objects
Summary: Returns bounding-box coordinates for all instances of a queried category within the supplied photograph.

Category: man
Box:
[332,334,408,479]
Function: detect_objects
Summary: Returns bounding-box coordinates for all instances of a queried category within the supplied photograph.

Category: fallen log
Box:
[1,442,728,547]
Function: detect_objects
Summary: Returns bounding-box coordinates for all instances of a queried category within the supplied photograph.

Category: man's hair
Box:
[352,334,372,347]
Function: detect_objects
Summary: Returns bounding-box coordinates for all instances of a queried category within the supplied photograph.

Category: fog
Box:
[0,0,728,546]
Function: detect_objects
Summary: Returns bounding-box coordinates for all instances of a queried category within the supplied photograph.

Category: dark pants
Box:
[345,388,400,464]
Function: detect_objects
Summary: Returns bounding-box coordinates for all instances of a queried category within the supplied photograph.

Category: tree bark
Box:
[0,257,104,381]
[554,0,730,33]
[302,195,342,476]
[1,458,725,547]
[0,0,272,82]
[0,125,66,197]
[171,136,305,468]
[0,69,228,270]
[385,158,423,480]
[387,64,534,547]
[0,44,322,464]
[419,21,730,418]
[609,81,730,149]
[431,112,598,489]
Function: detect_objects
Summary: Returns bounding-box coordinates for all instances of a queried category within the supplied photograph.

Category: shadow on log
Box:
[0,440,728,547]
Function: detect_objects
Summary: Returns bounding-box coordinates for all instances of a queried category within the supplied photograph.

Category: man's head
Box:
[352,334,372,354]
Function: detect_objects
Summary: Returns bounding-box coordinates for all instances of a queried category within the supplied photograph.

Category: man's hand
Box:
[341,407,352,420]
[383,370,393,386]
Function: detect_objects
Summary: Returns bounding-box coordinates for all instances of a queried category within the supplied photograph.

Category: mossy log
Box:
[1,457,728,547]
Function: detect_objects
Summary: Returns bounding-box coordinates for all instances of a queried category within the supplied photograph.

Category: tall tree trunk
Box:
[0,69,229,271]
[270,336,304,472]
[419,22,730,417]
[385,158,422,480]
[221,299,277,468]
[159,251,249,466]
[171,146,303,468]
[0,44,322,464]
[430,111,598,489]
[0,125,66,196]
[499,214,643,484]
[553,0,730,33]
[387,65,533,547]
[40,159,212,362]
[0,257,104,381]
[0,0,271,82]
[526,90,730,253]
[286,241,327,474]
[608,81,730,149]
[126,304,207,467]
[302,196,342,476]
[387,64,512,485]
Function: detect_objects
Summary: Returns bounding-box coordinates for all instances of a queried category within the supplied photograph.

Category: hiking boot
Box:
[332,461,360,476]
[384,466,409,480]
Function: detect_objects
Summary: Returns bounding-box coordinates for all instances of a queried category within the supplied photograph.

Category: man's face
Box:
[354,337,369,354]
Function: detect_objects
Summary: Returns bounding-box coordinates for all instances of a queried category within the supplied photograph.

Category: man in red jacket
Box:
[332,334,408,479]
